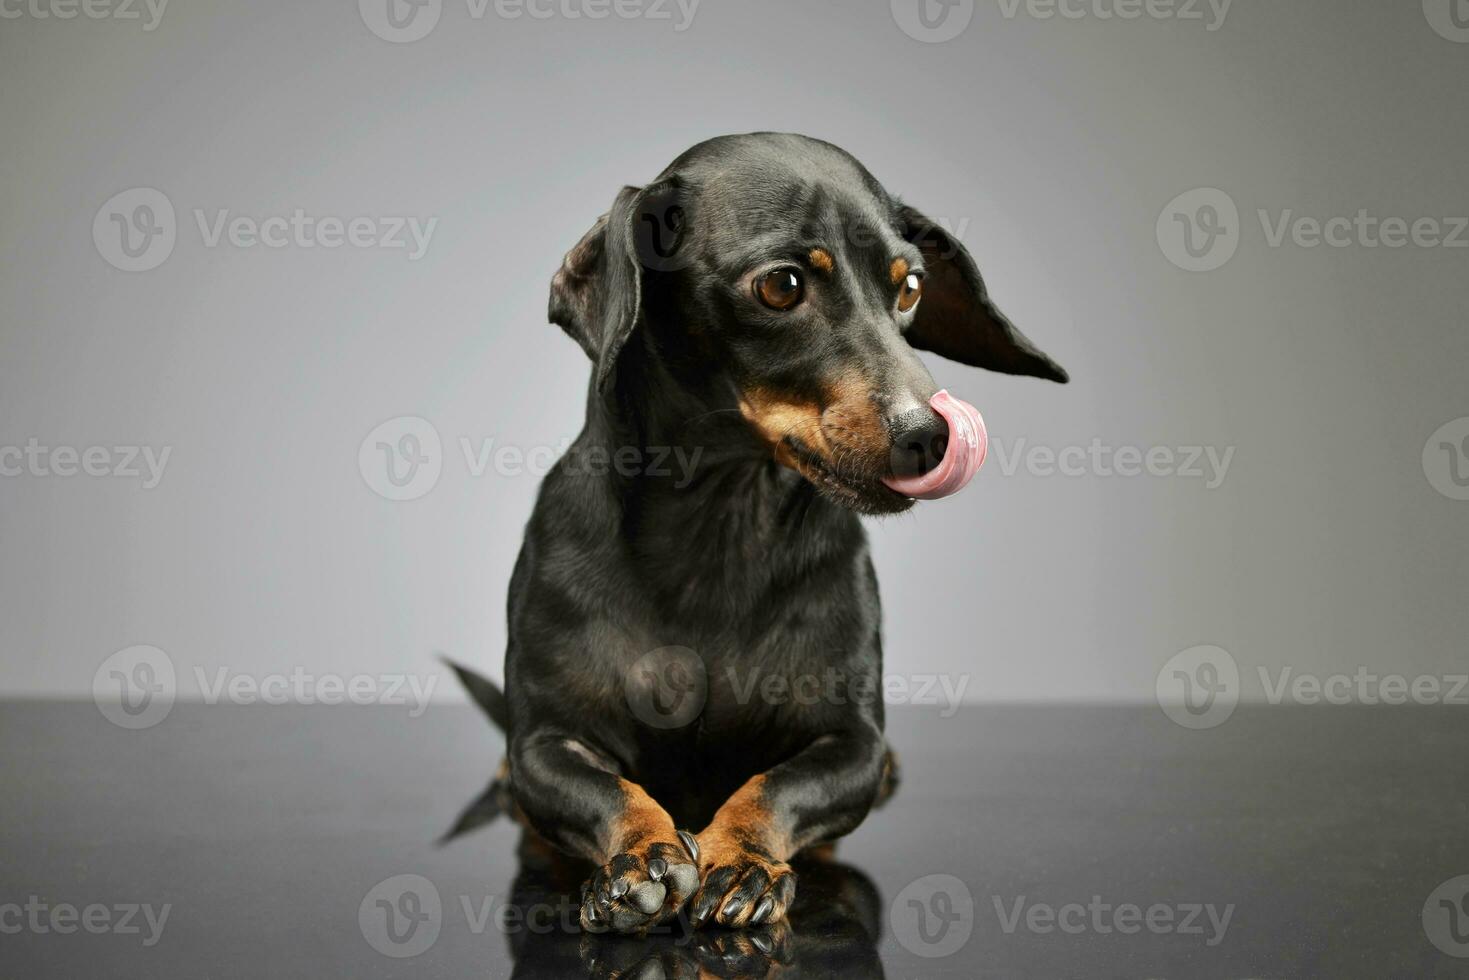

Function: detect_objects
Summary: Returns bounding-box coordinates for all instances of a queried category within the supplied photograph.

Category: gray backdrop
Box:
[2,0,1465,705]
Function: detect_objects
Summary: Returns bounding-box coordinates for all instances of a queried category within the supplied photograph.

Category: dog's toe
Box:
[579,835,699,934]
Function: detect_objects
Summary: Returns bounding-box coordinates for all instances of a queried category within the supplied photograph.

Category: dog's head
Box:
[548,132,1067,514]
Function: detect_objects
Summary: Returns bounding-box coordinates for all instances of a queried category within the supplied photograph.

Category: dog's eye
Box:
[896,272,924,313]
[755,268,804,311]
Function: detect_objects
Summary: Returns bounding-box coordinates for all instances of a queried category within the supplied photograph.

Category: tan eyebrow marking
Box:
[889,257,909,285]
[808,248,834,274]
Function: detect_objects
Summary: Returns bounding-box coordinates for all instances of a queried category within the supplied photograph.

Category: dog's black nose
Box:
[888,409,949,478]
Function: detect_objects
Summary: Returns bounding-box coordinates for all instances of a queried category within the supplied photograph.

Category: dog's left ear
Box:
[549,180,683,391]
[897,205,1069,383]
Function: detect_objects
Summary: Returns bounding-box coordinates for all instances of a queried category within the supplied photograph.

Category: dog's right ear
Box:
[549,181,682,391]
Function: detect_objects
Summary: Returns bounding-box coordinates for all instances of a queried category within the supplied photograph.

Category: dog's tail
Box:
[441,655,509,732]
[438,656,514,845]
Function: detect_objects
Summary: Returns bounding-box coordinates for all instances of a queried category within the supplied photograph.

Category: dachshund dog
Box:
[492,132,1067,935]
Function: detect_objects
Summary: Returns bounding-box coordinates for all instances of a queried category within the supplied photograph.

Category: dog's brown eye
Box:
[755,268,804,311]
[897,272,924,313]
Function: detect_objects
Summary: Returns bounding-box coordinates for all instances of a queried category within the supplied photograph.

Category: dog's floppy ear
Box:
[549,181,682,391]
[898,205,1068,383]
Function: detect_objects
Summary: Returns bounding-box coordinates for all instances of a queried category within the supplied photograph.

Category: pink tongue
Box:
[881,390,987,501]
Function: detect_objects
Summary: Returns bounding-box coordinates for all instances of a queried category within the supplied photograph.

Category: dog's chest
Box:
[629,591,882,743]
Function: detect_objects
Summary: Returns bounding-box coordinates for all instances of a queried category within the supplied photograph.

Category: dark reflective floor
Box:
[3,701,1468,978]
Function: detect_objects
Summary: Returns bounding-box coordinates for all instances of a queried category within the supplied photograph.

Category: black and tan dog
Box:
[490,133,1066,935]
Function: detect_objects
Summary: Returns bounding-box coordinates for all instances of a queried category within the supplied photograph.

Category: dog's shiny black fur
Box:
[496,133,1067,933]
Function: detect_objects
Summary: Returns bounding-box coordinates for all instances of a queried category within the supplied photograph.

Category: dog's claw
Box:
[647,857,668,881]
[687,835,797,930]
[677,830,700,863]
[581,886,608,929]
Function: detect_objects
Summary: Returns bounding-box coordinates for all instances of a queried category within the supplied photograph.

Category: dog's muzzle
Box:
[881,390,987,500]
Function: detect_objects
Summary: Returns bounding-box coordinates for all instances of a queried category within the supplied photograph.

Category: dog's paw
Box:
[579,830,700,934]
[688,832,797,929]
[579,943,701,980]
[688,919,794,970]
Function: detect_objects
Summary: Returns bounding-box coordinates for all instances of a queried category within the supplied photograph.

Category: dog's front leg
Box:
[509,729,699,934]
[689,725,886,929]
